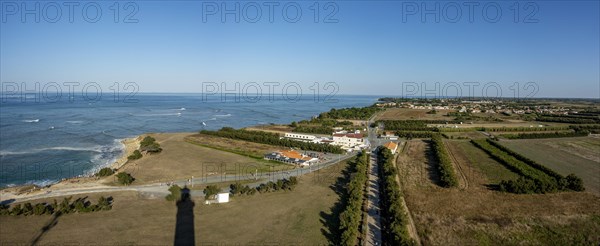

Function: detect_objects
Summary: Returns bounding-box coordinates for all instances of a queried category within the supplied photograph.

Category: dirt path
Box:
[395,141,422,246]
[443,140,469,190]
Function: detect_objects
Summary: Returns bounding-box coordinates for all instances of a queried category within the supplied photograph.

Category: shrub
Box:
[116,172,134,185]
[127,150,143,160]
[165,185,182,201]
[203,185,221,199]
[97,167,115,177]
[140,136,162,153]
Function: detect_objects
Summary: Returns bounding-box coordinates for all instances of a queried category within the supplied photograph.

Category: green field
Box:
[453,141,519,184]
[500,137,600,195]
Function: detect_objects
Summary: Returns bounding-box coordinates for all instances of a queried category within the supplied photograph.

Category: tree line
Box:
[430,135,459,188]
[200,127,344,154]
[471,139,584,193]
[570,124,600,134]
[500,131,589,139]
[395,131,437,139]
[339,151,369,246]
[376,147,416,246]
[318,106,382,120]
[379,120,454,131]
[536,115,599,124]
[0,196,112,216]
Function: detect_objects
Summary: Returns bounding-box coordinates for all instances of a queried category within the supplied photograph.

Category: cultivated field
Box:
[396,140,600,245]
[120,133,292,185]
[0,160,348,245]
[499,136,600,195]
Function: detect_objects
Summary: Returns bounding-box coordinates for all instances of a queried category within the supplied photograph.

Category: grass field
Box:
[119,133,292,185]
[499,136,600,195]
[396,140,600,245]
[0,160,348,245]
[450,140,519,184]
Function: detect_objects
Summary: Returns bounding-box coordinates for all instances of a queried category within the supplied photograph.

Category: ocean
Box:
[0,93,378,187]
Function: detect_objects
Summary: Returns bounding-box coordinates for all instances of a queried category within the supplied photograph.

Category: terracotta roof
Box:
[383,142,398,150]
[280,150,303,159]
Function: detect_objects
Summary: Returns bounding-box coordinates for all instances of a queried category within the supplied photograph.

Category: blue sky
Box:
[1,0,599,98]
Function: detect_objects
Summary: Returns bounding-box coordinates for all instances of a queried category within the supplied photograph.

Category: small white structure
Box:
[205,192,230,204]
[216,193,229,203]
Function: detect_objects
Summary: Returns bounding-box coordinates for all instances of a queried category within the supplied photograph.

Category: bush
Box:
[566,174,585,191]
[165,185,182,201]
[127,150,143,160]
[116,172,134,185]
[203,185,221,199]
[140,136,162,153]
[97,167,114,177]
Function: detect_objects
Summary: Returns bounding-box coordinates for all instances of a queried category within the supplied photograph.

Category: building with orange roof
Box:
[264,149,319,166]
[383,141,398,154]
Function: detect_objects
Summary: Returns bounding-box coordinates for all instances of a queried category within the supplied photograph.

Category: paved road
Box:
[364,151,383,246]
[363,113,383,245]
[8,151,358,203]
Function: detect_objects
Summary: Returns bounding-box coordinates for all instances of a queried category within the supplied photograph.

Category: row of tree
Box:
[430,135,459,188]
[536,116,599,124]
[200,127,344,154]
[500,131,589,139]
[471,139,584,193]
[570,124,600,134]
[339,151,369,246]
[477,126,570,132]
[376,147,416,246]
[0,196,112,216]
[318,106,382,120]
[395,131,436,139]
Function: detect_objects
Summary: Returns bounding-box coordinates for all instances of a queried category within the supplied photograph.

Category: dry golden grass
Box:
[0,160,348,245]
[377,108,455,121]
[117,133,291,185]
[396,140,600,245]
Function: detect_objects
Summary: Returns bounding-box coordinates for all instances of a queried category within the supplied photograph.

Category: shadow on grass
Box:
[423,140,443,187]
[174,187,195,246]
[319,163,353,245]
[485,184,502,191]
[30,211,62,246]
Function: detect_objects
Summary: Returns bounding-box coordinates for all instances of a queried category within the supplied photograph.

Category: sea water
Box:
[0,93,377,187]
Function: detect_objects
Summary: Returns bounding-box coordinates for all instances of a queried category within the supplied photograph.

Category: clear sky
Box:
[1,0,599,98]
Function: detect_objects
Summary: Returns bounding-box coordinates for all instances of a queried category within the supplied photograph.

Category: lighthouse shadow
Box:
[174,187,195,246]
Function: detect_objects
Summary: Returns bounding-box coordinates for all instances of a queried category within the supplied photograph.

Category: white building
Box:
[284,133,317,142]
[332,133,365,149]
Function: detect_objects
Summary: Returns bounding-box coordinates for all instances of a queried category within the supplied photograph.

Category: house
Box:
[264,149,319,166]
[381,131,398,140]
[383,141,398,154]
[332,133,365,149]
